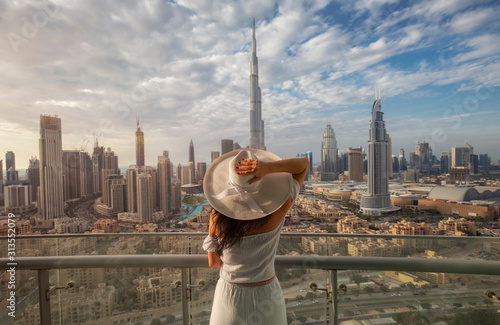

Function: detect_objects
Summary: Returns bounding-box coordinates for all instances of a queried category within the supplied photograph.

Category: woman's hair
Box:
[212,209,272,256]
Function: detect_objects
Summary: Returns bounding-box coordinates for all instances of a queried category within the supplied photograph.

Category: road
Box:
[74,199,96,226]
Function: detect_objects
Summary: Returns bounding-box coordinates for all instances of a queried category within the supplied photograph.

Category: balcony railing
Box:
[1,233,500,325]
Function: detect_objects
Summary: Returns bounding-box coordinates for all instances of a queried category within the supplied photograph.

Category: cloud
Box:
[0,0,499,167]
[448,5,500,34]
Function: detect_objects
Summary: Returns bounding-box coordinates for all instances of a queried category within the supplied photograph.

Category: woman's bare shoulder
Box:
[245,197,292,235]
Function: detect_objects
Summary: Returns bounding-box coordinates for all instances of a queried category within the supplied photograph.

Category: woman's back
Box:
[218,219,285,283]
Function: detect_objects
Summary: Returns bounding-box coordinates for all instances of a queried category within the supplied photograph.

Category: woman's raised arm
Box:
[237,157,309,187]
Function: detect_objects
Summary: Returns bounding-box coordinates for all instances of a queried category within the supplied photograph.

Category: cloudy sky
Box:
[1,0,499,171]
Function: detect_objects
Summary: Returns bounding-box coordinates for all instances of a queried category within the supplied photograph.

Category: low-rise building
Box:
[93,219,118,233]
[391,220,433,235]
[54,217,89,234]
[348,239,402,257]
[438,217,477,235]
[338,216,369,233]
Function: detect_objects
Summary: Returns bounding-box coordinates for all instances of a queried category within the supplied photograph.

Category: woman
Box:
[203,149,309,324]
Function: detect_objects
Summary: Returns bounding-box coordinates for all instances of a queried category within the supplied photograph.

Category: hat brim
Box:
[203,149,292,220]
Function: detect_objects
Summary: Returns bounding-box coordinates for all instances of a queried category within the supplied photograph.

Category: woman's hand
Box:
[236,159,271,184]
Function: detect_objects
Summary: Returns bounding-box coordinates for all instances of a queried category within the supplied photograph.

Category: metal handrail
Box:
[3,232,499,240]
[2,255,500,325]
[2,254,500,275]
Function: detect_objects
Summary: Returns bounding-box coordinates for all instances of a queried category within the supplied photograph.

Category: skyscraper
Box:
[399,149,407,172]
[392,156,399,174]
[409,152,416,168]
[158,150,169,162]
[137,172,153,222]
[440,152,449,174]
[158,158,172,216]
[348,147,363,182]
[249,18,265,150]
[196,162,207,182]
[5,151,19,183]
[136,117,145,167]
[451,146,471,167]
[126,166,140,213]
[62,151,93,201]
[221,139,233,155]
[189,139,195,183]
[320,124,338,181]
[39,114,64,219]
[211,151,220,162]
[360,93,392,216]
[296,152,313,180]
[92,142,105,194]
[27,157,40,203]
[172,179,182,213]
[103,148,119,174]
[416,142,431,174]
[0,159,3,195]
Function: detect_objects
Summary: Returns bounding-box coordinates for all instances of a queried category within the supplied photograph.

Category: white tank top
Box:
[203,180,299,283]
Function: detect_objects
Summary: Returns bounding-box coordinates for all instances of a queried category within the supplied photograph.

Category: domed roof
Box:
[428,186,500,202]
[428,187,479,201]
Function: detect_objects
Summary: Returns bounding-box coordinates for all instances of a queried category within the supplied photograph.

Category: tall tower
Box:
[158,158,172,216]
[39,114,64,219]
[5,151,19,183]
[0,159,3,195]
[360,91,392,215]
[348,147,363,182]
[221,139,234,155]
[92,142,105,194]
[320,124,338,181]
[189,139,195,183]
[399,148,408,171]
[137,172,153,222]
[104,148,119,174]
[136,117,145,167]
[416,142,431,174]
[249,18,265,150]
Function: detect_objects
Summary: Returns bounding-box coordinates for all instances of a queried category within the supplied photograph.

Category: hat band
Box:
[212,181,264,213]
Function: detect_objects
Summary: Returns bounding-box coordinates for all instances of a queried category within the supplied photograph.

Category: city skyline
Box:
[1,1,499,168]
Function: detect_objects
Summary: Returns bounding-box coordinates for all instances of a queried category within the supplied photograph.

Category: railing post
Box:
[181,268,190,325]
[38,269,51,325]
[330,270,338,325]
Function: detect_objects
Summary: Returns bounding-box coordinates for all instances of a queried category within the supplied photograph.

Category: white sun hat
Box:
[203,149,293,220]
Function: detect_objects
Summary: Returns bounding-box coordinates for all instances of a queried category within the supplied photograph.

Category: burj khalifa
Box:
[249,18,265,150]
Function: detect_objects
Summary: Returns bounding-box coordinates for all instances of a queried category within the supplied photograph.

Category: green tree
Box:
[165,315,175,323]
[363,287,374,294]
[420,302,431,310]
[344,309,354,316]
[151,318,161,325]
[297,315,307,323]
[350,274,369,285]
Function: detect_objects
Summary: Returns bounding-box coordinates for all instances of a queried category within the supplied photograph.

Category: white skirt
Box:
[209,277,287,325]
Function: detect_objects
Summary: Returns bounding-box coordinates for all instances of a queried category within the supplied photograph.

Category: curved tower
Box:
[249,18,265,150]
[321,124,338,181]
[360,91,393,215]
